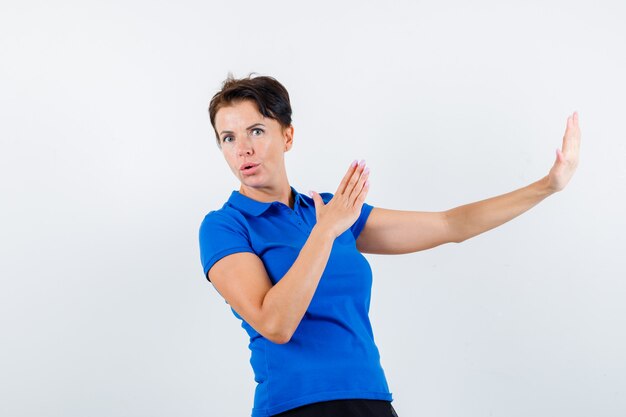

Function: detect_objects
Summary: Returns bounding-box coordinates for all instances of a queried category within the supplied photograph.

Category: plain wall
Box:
[1,1,625,416]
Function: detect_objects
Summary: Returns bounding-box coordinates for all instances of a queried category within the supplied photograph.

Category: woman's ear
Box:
[284,125,294,152]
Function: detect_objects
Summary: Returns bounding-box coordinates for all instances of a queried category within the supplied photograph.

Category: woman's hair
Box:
[208,72,293,148]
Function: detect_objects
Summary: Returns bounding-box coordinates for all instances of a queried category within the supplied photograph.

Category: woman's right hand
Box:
[309,159,370,239]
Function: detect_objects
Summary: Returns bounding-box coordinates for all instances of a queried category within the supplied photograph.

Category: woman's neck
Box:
[239,182,294,209]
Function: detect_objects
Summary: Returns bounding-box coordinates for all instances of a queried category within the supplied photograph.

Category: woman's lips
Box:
[241,164,261,175]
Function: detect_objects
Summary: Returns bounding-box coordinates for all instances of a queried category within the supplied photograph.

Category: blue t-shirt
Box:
[198,185,392,417]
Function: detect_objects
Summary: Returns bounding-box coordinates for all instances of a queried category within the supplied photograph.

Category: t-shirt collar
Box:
[227,185,312,216]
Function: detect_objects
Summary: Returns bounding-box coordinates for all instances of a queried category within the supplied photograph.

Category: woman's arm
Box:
[444,175,554,243]
[356,112,581,254]
[209,226,335,344]
[209,160,370,344]
[357,177,553,254]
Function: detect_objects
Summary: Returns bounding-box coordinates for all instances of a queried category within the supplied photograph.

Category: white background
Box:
[2,1,625,416]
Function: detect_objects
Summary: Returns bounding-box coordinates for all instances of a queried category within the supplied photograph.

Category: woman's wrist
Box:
[540,175,560,196]
[311,224,337,241]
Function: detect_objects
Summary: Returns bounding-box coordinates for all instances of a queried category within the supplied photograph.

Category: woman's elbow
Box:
[260,316,295,344]
[264,326,293,344]
[269,332,292,345]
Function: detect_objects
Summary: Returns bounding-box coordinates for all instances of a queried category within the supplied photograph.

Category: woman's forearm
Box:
[445,175,555,243]
[260,224,335,344]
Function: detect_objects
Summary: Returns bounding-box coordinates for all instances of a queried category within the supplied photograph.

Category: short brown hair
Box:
[208,72,293,148]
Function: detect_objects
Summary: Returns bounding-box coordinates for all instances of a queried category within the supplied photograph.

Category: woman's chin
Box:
[240,176,263,188]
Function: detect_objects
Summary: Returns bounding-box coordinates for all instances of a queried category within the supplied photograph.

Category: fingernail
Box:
[358,159,365,167]
[364,167,370,174]
[308,190,313,197]
[365,180,370,187]
[351,160,357,167]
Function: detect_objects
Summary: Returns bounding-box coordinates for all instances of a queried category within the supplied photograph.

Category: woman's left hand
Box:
[546,111,582,192]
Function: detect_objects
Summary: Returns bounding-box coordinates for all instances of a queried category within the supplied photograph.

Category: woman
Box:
[198,73,581,417]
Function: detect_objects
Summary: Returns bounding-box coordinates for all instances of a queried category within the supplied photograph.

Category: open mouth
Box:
[241,163,260,174]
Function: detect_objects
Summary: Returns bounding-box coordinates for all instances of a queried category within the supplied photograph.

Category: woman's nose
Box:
[235,138,253,156]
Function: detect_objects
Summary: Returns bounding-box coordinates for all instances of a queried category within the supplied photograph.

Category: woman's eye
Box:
[222,129,262,142]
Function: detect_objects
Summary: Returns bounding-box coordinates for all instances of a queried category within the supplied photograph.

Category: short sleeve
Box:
[198,212,255,282]
[318,192,375,240]
[350,201,374,239]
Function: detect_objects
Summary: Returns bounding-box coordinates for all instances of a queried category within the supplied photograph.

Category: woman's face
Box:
[214,99,293,189]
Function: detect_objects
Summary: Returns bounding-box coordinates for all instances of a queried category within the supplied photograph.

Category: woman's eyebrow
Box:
[220,123,265,135]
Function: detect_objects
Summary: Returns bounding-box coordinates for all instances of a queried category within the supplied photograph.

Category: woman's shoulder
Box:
[199,202,251,234]
[199,213,252,253]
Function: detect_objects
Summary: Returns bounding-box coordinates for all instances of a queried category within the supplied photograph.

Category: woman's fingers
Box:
[334,159,369,209]
[353,175,370,207]
[562,111,581,159]
[572,111,581,141]
[336,160,360,195]
[345,160,366,198]
[340,159,366,196]
[348,165,369,204]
